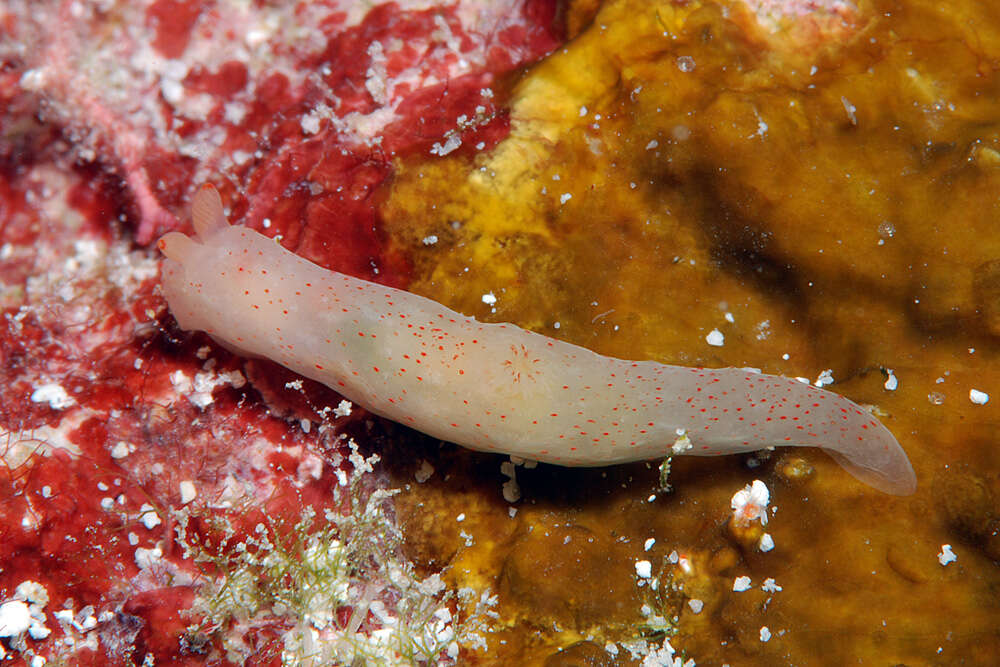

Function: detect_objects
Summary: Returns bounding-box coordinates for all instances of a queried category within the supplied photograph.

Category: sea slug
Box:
[158,185,916,495]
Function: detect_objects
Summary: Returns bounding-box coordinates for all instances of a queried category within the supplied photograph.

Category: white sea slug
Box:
[158,185,916,495]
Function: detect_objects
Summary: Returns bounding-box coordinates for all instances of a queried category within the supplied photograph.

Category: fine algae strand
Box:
[158,185,916,495]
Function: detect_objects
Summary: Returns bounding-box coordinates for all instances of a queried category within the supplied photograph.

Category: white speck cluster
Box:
[0,581,52,661]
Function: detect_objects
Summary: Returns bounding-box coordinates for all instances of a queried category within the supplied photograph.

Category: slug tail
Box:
[824,422,917,495]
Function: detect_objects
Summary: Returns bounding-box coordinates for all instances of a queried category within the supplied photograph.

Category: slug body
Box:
[159,186,916,495]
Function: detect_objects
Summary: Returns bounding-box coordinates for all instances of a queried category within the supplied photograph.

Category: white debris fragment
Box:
[559,193,572,204]
[759,533,775,552]
[969,389,989,405]
[110,441,131,459]
[138,503,161,530]
[30,383,76,410]
[0,601,31,637]
[179,480,197,504]
[705,328,725,346]
[635,560,653,579]
[759,626,772,642]
[687,598,704,614]
[481,292,497,306]
[884,371,898,391]
[134,546,163,570]
[421,235,439,245]
[15,582,48,608]
[333,400,353,418]
[938,544,957,566]
[731,480,770,526]
[733,576,752,592]
[667,550,693,575]
[761,577,783,593]
[430,134,462,156]
[814,369,835,387]
[644,538,656,552]
[671,429,693,454]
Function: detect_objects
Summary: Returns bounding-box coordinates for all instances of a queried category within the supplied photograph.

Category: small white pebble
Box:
[644,538,656,552]
[687,599,704,614]
[635,560,653,579]
[421,235,438,245]
[969,389,989,405]
[481,292,497,306]
[938,544,957,566]
[559,193,572,204]
[456,513,466,522]
[179,480,197,505]
[705,329,725,347]
[759,533,775,552]
[759,626,771,642]
[733,575,752,592]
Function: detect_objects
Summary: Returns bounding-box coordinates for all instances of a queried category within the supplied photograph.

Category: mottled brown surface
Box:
[385,0,1000,663]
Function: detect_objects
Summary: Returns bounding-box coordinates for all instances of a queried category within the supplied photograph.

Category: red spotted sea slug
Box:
[159,185,916,495]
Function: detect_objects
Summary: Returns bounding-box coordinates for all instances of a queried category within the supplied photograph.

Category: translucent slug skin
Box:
[158,186,916,495]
